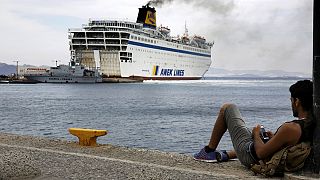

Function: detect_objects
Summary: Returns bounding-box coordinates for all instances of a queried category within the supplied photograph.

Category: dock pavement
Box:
[0,133,315,179]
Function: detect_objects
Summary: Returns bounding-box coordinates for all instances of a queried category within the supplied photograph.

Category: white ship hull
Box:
[120,38,211,80]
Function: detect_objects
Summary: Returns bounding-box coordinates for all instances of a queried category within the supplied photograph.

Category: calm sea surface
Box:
[0,78,303,154]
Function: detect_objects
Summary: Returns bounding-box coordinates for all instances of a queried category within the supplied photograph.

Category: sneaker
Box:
[193,147,218,162]
[216,150,229,162]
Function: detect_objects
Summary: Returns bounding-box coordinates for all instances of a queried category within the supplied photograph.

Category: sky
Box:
[0,0,313,74]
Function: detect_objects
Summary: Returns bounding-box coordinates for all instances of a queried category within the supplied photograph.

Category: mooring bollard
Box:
[69,128,107,146]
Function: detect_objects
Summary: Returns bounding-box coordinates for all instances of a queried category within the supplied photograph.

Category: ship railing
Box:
[69,28,84,32]
[83,19,143,30]
[88,18,136,23]
[87,42,105,44]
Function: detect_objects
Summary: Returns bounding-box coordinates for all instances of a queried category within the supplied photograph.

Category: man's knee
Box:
[221,103,244,126]
[221,103,237,112]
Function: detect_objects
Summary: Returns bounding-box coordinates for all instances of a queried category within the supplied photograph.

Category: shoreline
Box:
[0,133,316,179]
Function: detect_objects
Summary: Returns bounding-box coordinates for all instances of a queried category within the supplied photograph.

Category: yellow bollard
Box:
[68,128,107,146]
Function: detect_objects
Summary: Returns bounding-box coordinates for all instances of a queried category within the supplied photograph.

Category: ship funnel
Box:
[136,4,156,29]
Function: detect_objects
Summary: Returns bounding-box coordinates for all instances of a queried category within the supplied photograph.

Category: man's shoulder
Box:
[280,122,301,132]
[277,122,301,145]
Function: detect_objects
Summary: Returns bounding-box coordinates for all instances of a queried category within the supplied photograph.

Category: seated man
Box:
[194,80,314,168]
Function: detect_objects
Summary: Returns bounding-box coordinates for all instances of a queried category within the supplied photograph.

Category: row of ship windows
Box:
[129,47,208,61]
[184,46,209,54]
[90,22,140,29]
[129,35,209,54]
[130,35,158,44]
[143,62,208,69]
[120,59,132,63]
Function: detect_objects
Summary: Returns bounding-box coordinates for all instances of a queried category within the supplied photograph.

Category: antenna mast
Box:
[184,21,188,37]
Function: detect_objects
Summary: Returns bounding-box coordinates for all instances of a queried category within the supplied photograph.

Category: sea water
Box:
[0,78,302,154]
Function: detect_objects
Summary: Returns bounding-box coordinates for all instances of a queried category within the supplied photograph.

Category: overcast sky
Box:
[0,0,313,74]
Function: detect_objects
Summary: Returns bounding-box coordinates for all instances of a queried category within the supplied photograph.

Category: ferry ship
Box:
[68,4,213,80]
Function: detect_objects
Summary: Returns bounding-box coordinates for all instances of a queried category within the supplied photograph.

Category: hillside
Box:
[0,63,16,75]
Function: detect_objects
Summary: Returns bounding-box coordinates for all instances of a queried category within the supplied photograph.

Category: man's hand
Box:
[252,124,261,138]
[266,131,274,138]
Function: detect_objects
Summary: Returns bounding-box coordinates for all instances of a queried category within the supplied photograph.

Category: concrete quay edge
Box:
[0,132,316,179]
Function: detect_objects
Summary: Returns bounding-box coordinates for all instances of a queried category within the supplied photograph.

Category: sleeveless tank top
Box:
[290,119,312,143]
[274,119,312,143]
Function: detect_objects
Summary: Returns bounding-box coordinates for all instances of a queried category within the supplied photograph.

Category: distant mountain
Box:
[0,62,50,75]
[0,63,16,75]
[205,68,311,78]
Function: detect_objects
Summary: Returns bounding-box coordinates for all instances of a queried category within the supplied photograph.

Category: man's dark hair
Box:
[289,80,313,111]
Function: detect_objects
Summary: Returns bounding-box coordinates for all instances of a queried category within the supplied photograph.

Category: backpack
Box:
[250,142,311,177]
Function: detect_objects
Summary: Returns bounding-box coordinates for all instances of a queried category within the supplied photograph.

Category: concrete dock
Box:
[0,133,315,179]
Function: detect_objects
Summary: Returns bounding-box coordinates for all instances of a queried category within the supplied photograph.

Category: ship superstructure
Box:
[68,5,213,80]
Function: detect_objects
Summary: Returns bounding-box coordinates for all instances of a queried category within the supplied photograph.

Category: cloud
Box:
[0,1,69,66]
[0,0,141,66]
[145,0,312,73]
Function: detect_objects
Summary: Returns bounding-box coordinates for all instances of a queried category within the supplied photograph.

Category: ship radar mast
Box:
[184,21,189,37]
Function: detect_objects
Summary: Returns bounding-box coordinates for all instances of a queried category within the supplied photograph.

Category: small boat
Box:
[24,64,101,83]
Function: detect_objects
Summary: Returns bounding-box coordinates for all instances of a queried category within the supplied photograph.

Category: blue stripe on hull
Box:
[128,41,211,58]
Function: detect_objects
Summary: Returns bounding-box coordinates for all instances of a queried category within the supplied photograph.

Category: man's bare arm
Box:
[252,123,301,159]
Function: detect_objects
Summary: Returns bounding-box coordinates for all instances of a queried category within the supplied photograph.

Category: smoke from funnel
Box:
[147,0,235,15]
[147,0,173,7]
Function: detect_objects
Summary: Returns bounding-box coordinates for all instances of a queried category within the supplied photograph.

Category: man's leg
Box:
[207,103,255,166]
[219,104,256,166]
[207,104,238,159]
[194,104,237,162]
[207,103,231,149]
